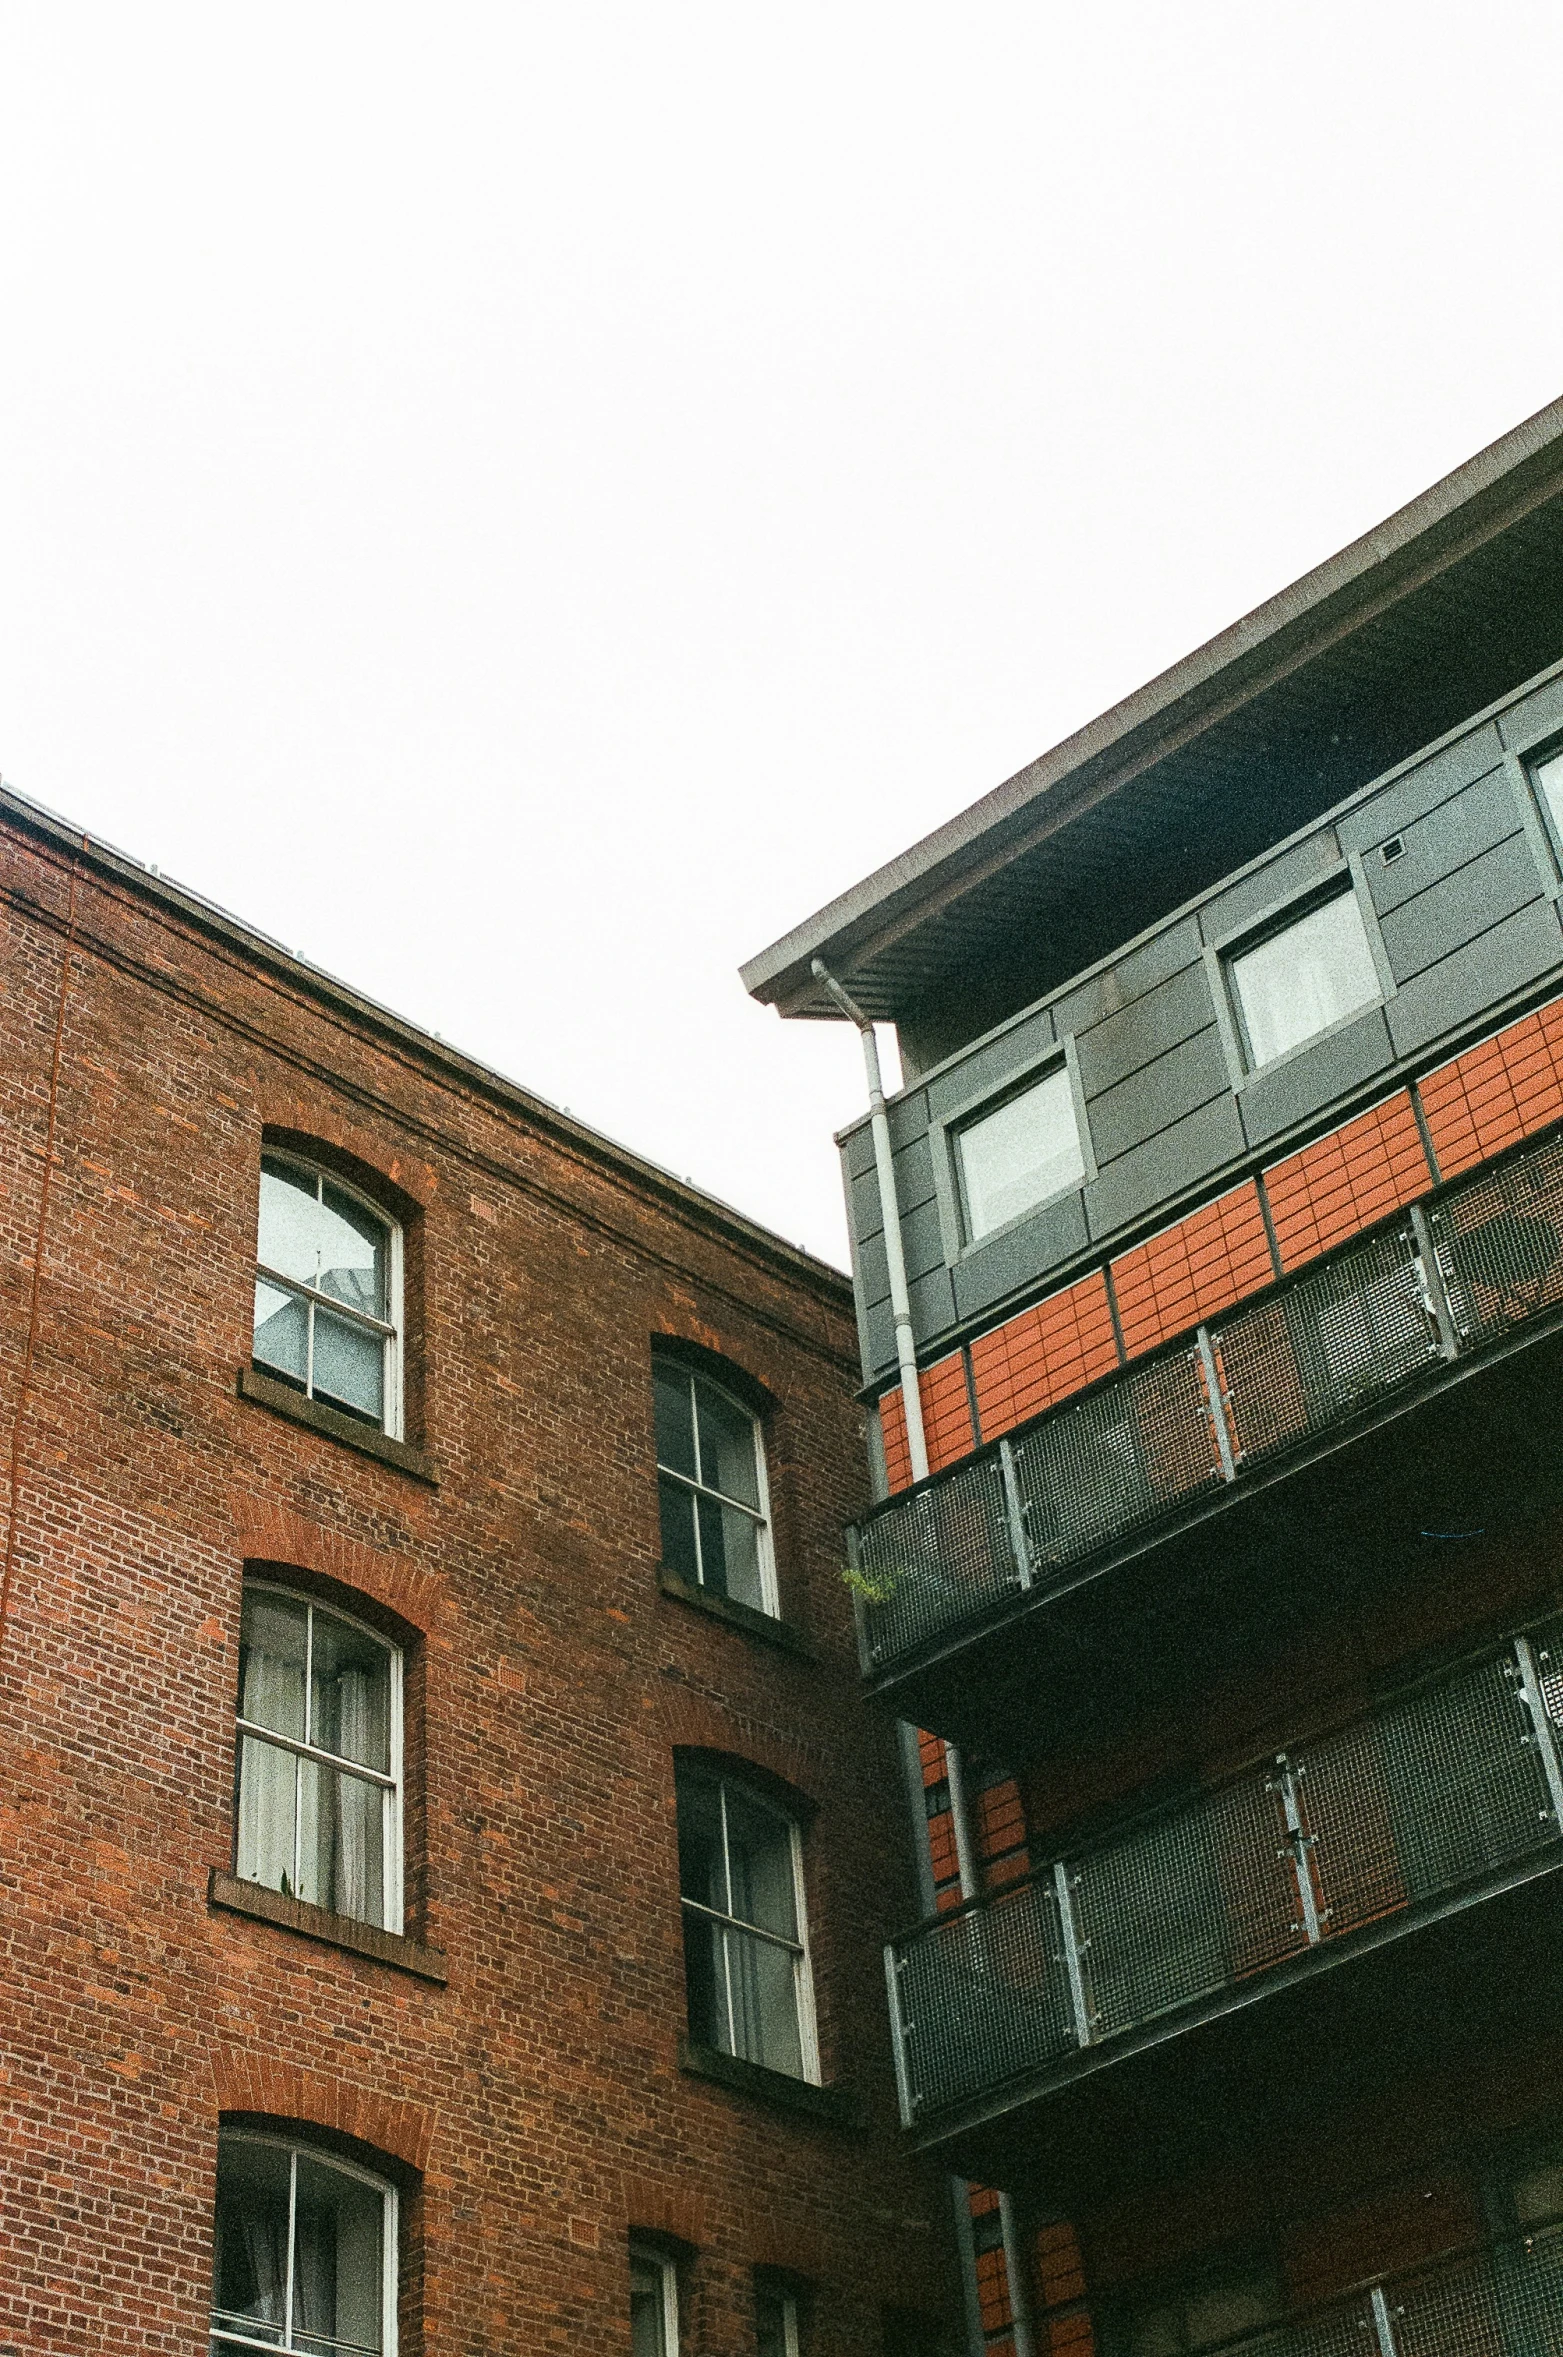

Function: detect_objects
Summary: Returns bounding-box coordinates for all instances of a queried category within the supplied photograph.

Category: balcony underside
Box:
[911,1848,1563,2208]
[872,1306,1563,1763]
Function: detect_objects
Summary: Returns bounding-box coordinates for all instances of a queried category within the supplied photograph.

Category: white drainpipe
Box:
[811,958,929,1486]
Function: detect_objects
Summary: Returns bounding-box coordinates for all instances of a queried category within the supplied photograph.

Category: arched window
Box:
[654,1355,776,1616]
[210,2129,398,2355]
[630,2243,680,2356]
[676,1761,818,2083]
[253,1153,403,1436]
[235,1580,404,1933]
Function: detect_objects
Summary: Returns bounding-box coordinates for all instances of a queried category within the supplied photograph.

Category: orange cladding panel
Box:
[1110,1181,1274,1358]
[969,1270,1120,1441]
[1419,993,1563,1179]
[1264,1091,1431,1271]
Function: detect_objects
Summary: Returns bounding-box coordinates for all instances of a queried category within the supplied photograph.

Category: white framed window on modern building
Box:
[654,1358,777,1616]
[1529,745,1563,868]
[210,2129,398,2356]
[757,2278,803,2357]
[235,1581,404,1933]
[630,2244,680,2357]
[677,1764,819,2083]
[253,1153,403,1435]
[953,1062,1086,1244]
[1226,886,1381,1071]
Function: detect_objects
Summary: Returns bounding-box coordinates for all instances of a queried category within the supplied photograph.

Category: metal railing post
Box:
[1052,1860,1094,2047]
[1408,1202,1460,1360]
[1369,2284,1399,2357]
[1276,1755,1323,1944]
[845,1524,876,1675]
[1195,1324,1238,1481]
[884,1944,917,2127]
[999,1437,1033,1591]
[1513,1636,1563,1830]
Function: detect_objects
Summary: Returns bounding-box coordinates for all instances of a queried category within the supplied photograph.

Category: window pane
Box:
[239,1591,308,1740]
[681,1904,728,2053]
[657,1476,701,1584]
[292,2154,385,2356]
[236,1734,300,1897]
[1536,750,1563,846]
[310,1612,391,1772]
[757,2286,797,2357]
[213,2137,292,2345]
[726,1925,804,2077]
[676,1777,728,1912]
[1231,892,1380,1068]
[312,1308,384,1423]
[958,1067,1084,1243]
[298,1758,385,1928]
[653,1367,697,1479]
[693,1379,761,1509]
[695,1498,764,1612]
[259,1159,324,1284]
[722,1787,798,1940]
[631,2257,672,2357]
[316,1184,388,1320]
[254,1279,309,1386]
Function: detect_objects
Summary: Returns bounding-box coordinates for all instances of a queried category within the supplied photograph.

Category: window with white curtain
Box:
[630,2245,680,2357]
[1227,887,1381,1070]
[235,1583,403,1933]
[654,1358,777,1616]
[210,2131,397,2356]
[756,2279,803,2356]
[677,1765,818,2083]
[954,1063,1085,1244]
[253,1154,403,1435]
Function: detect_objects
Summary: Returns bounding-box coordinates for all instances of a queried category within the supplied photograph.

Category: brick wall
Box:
[0,814,957,2356]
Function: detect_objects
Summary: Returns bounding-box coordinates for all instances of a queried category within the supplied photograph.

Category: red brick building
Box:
[0,785,959,2355]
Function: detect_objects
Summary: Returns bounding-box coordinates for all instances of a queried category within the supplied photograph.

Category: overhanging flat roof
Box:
[742,393,1563,1025]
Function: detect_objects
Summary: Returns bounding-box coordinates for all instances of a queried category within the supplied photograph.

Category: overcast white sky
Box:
[3,6,1563,1266]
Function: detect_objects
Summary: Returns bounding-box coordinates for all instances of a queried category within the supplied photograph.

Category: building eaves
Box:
[741,391,1563,1021]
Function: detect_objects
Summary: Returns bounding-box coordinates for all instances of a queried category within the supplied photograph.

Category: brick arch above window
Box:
[210,2049,435,2174]
[231,1503,442,1636]
[649,1329,778,1419]
[659,1689,821,1815]
[255,1104,436,1214]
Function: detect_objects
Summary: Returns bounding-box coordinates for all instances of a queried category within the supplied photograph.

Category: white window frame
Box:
[254,1152,405,1439]
[629,2242,681,2355]
[209,2129,398,2356]
[939,1049,1093,1254]
[236,1580,405,1935]
[1222,880,1384,1075]
[654,1360,779,1617]
[677,1769,821,2085]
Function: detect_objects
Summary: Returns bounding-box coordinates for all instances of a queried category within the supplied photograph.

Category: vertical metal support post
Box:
[884,1945,917,2127]
[999,1436,1033,1591]
[1195,1324,1238,1481]
[1277,1756,1323,1944]
[1514,1637,1563,1830]
[1408,1203,1460,1361]
[845,1523,875,1675]
[945,1744,980,1903]
[950,2180,988,2357]
[1369,2284,1399,2357]
[1053,1860,1094,2047]
[898,1720,939,1918]
[999,2190,1038,2357]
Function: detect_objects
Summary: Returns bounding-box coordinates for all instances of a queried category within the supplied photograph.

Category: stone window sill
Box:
[658,1569,812,1659]
[237,1366,439,1485]
[677,2038,863,2129]
[208,1869,448,1984]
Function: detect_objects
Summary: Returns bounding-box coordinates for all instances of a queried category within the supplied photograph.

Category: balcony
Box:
[851,1125,1563,1755]
[1133,2229,1563,2357]
[886,1616,1563,2195]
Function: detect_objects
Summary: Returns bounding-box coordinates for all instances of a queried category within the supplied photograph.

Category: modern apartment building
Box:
[743,395,1563,2357]
[0,786,959,2355]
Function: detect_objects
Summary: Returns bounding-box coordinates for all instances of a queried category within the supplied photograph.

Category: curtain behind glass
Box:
[237,1595,307,1898]
[212,2139,291,2346]
[292,2155,384,2356]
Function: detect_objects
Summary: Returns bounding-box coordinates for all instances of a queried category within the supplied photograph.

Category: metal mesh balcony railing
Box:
[853,1124,1563,1677]
[886,1618,1563,2126]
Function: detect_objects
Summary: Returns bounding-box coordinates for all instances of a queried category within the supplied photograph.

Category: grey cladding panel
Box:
[1387,898,1563,1059]
[855,1227,890,1310]
[1073,956,1217,1098]
[899,1194,947,1282]
[1085,1025,1231,1166]
[841,1119,876,1181]
[926,1008,1055,1121]
[850,1165,884,1247]
[887,1089,930,1149]
[951,1189,1091,1323]
[908,1263,956,1348]
[1085,1093,1246,1238]
[1364,766,1518,915]
[1378,832,1541,984]
[1500,673,1563,751]
[1336,722,1504,854]
[860,1294,895,1382]
[1201,830,1344,945]
[1237,1007,1395,1148]
[1055,915,1204,1040]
